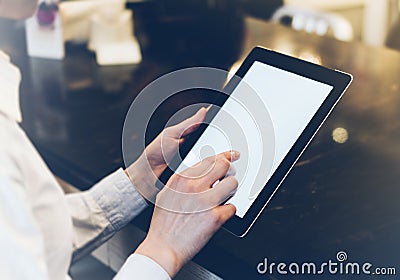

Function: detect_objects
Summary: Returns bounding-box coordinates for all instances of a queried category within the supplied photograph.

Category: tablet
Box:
[160,46,352,237]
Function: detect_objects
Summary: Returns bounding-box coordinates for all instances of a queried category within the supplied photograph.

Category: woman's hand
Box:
[135,151,240,277]
[125,108,207,196]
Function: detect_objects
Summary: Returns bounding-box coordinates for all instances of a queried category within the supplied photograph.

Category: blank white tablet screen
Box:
[176,61,333,217]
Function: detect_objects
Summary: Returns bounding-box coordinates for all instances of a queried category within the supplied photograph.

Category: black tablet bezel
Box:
[158,46,352,237]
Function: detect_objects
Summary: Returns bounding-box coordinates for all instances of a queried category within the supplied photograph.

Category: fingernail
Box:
[231,150,240,161]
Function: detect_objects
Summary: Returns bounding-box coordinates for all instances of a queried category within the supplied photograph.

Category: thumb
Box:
[167,107,208,138]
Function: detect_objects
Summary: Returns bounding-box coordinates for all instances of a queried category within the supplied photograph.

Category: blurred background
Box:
[1,0,400,279]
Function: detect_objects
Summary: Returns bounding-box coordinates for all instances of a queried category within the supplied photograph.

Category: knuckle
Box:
[205,155,216,165]
[218,153,228,161]
[229,176,239,187]
[163,126,175,136]
[172,173,200,193]
[225,208,235,219]
[169,174,184,188]
[169,173,179,183]
[210,210,222,225]
[217,157,230,170]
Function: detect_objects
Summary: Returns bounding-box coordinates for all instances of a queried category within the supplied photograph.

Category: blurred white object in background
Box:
[272,5,354,41]
[87,0,127,51]
[40,0,142,65]
[59,0,102,42]
[283,0,397,47]
[95,41,141,66]
[363,0,393,46]
[284,0,365,10]
[87,0,141,65]
[26,0,65,60]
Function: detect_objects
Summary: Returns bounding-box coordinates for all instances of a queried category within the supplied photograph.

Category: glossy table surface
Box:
[2,15,400,279]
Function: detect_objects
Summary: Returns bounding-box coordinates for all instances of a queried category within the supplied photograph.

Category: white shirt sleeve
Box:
[114,254,171,280]
[66,170,174,278]
[66,168,148,261]
[0,50,167,279]
[0,153,50,279]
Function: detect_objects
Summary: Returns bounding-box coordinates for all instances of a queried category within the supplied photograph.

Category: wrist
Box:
[125,155,158,201]
[135,237,181,278]
[126,155,151,186]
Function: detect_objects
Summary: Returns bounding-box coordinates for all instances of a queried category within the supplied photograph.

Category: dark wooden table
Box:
[2,14,400,279]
